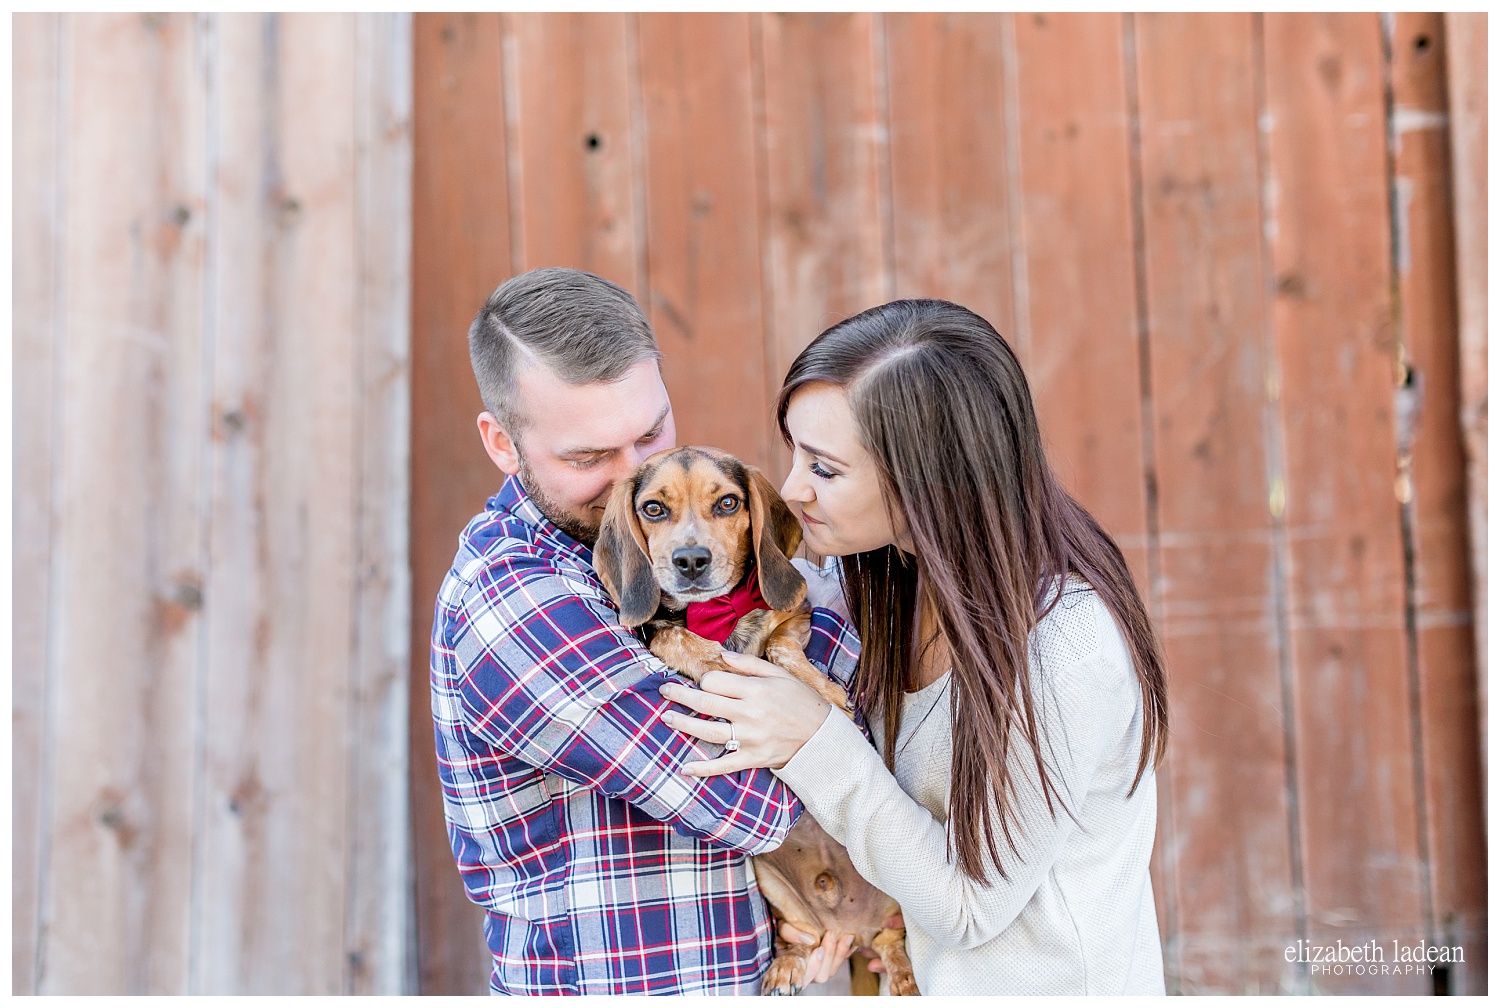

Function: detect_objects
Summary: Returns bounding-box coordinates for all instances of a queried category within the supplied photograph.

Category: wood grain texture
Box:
[505,12,643,292]
[638,13,774,471]
[348,12,415,995]
[39,12,209,993]
[12,12,63,996]
[885,13,1015,339]
[758,13,891,393]
[195,13,360,993]
[1262,13,1426,993]
[1132,12,1299,994]
[16,12,409,994]
[1388,12,1487,993]
[1443,12,1487,792]
[396,11,1489,995]
[409,12,509,996]
[1006,13,1151,585]
[189,20,265,991]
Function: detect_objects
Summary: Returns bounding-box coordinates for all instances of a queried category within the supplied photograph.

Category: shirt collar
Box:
[488,474,595,563]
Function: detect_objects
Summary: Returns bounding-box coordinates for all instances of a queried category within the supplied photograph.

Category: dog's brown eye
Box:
[717,495,740,514]
[640,501,666,520]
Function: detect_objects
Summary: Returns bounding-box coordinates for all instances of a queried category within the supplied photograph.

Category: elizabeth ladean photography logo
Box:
[1285,939,1464,976]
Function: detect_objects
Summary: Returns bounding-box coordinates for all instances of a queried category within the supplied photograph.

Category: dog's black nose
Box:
[672,546,712,580]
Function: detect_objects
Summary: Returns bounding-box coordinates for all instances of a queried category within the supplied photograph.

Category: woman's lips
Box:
[800,511,825,526]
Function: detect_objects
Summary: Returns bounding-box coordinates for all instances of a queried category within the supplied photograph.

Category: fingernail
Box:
[809,950,824,968]
[661,711,675,725]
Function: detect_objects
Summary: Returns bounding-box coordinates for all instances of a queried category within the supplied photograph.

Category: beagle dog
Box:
[593,446,917,996]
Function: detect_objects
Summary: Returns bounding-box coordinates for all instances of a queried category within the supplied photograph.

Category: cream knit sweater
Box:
[778,566,1166,995]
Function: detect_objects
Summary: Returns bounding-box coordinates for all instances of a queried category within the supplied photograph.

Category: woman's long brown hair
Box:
[777,299,1168,882]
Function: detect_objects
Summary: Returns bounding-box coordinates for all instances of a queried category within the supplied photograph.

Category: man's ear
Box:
[747,467,807,612]
[477,412,521,475]
[592,478,660,626]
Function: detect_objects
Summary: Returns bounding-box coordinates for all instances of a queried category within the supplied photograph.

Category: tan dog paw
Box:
[760,943,814,996]
[648,623,732,683]
[871,928,919,995]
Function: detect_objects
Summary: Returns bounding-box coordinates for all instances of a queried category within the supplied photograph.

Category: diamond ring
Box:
[724,723,741,754]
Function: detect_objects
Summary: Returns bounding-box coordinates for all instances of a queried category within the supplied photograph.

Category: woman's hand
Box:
[659,650,832,776]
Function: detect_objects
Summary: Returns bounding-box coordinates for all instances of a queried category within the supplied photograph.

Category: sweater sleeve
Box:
[772,654,1135,951]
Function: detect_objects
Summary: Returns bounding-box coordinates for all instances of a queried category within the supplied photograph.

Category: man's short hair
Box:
[469,267,660,435]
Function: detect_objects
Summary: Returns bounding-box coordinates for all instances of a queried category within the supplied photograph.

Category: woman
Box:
[657,299,1169,995]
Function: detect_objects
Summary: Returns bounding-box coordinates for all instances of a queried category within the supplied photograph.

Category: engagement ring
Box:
[724,724,741,753]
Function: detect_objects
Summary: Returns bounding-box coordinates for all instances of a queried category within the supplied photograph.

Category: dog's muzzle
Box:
[672,546,713,582]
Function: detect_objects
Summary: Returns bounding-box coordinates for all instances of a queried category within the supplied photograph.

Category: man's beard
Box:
[516,455,602,548]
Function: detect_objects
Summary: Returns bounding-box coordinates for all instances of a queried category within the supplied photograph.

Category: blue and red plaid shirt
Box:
[431,476,862,995]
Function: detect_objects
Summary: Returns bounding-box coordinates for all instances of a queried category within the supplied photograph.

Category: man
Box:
[430,267,861,995]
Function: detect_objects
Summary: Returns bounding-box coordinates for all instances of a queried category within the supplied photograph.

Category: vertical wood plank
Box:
[758,13,890,390]
[409,11,509,996]
[191,17,263,990]
[885,13,1016,339]
[1262,13,1426,993]
[505,13,643,293]
[276,14,359,991]
[12,12,63,996]
[348,12,415,995]
[1132,12,1300,994]
[638,13,775,471]
[40,11,208,993]
[1006,12,1151,583]
[1388,12,1487,993]
[1443,11,1487,793]
[196,13,358,993]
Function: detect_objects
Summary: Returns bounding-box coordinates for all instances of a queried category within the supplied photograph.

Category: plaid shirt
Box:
[431,476,862,995]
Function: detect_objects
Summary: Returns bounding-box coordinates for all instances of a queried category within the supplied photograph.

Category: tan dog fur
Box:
[593,446,916,996]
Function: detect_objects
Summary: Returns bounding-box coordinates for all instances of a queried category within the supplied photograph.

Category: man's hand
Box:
[777,911,903,984]
[777,923,855,986]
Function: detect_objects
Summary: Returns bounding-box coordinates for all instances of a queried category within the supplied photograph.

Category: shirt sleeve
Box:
[448,550,851,854]
[804,604,861,692]
[771,652,1135,950]
[793,556,852,624]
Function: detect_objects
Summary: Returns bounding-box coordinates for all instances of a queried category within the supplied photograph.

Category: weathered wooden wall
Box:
[15,10,1483,998]
[409,13,1486,995]
[12,13,413,994]
[1444,11,1488,794]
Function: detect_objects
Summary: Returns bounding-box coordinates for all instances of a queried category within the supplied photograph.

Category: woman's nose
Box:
[781,468,810,503]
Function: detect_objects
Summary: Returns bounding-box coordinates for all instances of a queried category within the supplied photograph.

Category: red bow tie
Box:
[685,567,770,645]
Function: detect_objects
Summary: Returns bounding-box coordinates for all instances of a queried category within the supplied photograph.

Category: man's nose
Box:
[625,442,658,470]
[672,546,712,580]
[604,450,647,491]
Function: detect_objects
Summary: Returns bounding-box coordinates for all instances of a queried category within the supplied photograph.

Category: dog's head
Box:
[592,446,807,627]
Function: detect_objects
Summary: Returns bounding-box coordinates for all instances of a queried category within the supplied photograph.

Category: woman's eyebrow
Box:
[797,442,848,466]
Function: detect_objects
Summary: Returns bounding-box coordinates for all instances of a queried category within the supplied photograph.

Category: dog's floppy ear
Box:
[746,466,808,612]
[592,477,660,627]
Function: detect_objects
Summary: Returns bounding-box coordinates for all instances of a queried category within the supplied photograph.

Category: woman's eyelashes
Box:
[809,459,838,480]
